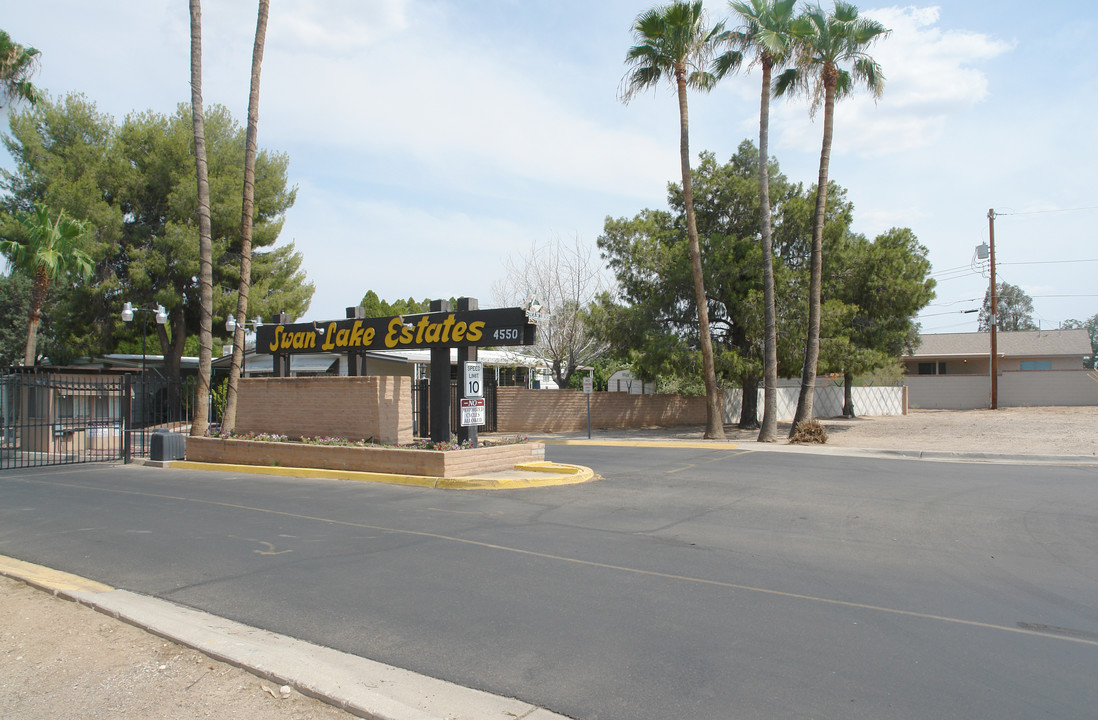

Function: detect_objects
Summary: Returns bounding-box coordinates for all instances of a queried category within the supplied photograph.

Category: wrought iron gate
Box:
[0,368,198,469]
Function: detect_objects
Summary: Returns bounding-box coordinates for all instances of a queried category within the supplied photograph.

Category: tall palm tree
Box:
[0,30,41,108]
[714,0,797,442]
[775,1,888,436]
[621,1,727,440]
[222,0,270,433]
[0,204,93,365]
[189,0,215,436]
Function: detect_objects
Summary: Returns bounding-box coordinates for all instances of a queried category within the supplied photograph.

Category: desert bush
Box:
[789,419,828,444]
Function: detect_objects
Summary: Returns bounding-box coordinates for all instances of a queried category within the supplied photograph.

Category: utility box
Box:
[150,430,186,462]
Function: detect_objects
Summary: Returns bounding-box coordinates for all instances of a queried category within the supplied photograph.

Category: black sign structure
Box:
[254,299,537,444]
[255,306,535,356]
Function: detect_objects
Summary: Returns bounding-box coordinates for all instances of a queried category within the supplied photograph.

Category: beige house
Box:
[902,329,1096,409]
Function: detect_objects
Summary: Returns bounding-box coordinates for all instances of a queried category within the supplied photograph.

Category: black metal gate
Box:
[412,379,497,438]
[1,368,198,470]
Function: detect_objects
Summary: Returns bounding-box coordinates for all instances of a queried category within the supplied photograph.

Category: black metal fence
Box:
[412,380,497,438]
[0,368,198,470]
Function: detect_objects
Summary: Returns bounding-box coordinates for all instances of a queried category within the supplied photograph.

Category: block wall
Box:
[496,387,706,433]
[234,376,412,445]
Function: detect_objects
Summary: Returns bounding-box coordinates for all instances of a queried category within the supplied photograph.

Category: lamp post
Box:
[224,315,263,378]
[121,302,168,376]
[121,301,167,449]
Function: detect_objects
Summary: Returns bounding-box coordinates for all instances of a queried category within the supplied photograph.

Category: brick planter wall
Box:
[496,387,706,433]
[234,375,411,445]
[186,436,545,478]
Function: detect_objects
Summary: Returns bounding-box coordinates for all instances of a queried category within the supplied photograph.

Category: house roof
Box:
[906,329,1092,359]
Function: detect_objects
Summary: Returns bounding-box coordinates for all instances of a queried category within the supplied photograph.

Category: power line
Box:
[999,258,1098,266]
[918,309,979,318]
[925,297,980,307]
[996,205,1098,217]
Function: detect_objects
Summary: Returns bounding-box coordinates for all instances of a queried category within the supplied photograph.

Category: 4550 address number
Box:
[492,327,522,341]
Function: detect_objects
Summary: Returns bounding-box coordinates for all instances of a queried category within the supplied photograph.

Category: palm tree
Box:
[775,1,888,436]
[189,0,215,437]
[222,0,270,433]
[714,0,797,442]
[0,204,93,365]
[621,1,727,440]
[0,30,41,108]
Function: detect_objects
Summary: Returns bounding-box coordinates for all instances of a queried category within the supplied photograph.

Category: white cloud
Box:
[771,5,1014,156]
[271,0,410,51]
[258,1,675,202]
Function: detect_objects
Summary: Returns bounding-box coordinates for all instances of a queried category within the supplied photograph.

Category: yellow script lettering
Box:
[441,314,457,343]
[268,326,283,352]
[385,317,404,348]
[321,322,337,351]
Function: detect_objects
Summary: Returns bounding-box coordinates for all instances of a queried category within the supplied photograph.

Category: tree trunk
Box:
[158,312,187,414]
[677,71,725,440]
[22,268,48,366]
[790,77,836,437]
[757,59,779,443]
[842,370,855,417]
[223,0,269,432]
[189,0,214,436]
[739,374,760,430]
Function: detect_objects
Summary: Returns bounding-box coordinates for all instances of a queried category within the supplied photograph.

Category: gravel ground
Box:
[0,576,354,720]
[571,406,1098,458]
[2,406,1095,718]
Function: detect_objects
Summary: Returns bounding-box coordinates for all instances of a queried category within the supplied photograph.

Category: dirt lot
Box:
[2,406,1095,719]
[817,406,1097,456]
[0,576,354,720]
[603,406,1098,457]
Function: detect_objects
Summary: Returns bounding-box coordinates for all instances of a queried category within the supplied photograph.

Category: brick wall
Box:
[235,376,412,445]
[496,387,706,433]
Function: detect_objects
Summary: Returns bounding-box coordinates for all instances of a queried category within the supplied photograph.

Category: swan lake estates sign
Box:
[255,306,537,355]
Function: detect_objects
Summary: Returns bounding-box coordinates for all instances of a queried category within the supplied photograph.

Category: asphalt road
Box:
[2,447,1097,720]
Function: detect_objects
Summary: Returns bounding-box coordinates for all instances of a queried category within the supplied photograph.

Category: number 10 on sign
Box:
[464,361,483,398]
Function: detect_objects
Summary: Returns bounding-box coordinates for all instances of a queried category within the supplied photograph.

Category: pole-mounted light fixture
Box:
[121,302,168,376]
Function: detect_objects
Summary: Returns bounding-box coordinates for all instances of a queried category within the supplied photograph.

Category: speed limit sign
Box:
[464,362,484,398]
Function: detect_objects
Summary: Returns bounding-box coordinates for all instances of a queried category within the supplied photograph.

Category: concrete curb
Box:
[0,554,571,720]
[530,435,1098,466]
[159,459,596,489]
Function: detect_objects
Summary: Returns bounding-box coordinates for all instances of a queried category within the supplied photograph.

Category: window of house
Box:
[1019,360,1052,370]
[58,395,76,419]
[917,362,936,375]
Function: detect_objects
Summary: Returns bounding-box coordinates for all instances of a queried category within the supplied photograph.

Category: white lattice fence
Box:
[723,384,904,423]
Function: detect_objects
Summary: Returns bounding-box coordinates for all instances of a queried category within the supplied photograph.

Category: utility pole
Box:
[987,208,998,410]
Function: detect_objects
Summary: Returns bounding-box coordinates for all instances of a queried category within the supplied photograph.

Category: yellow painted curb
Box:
[0,554,113,594]
[436,463,596,490]
[170,460,437,488]
[540,439,740,450]
[169,460,595,490]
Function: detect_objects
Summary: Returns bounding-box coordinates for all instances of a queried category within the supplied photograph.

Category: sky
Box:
[3,0,1097,334]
